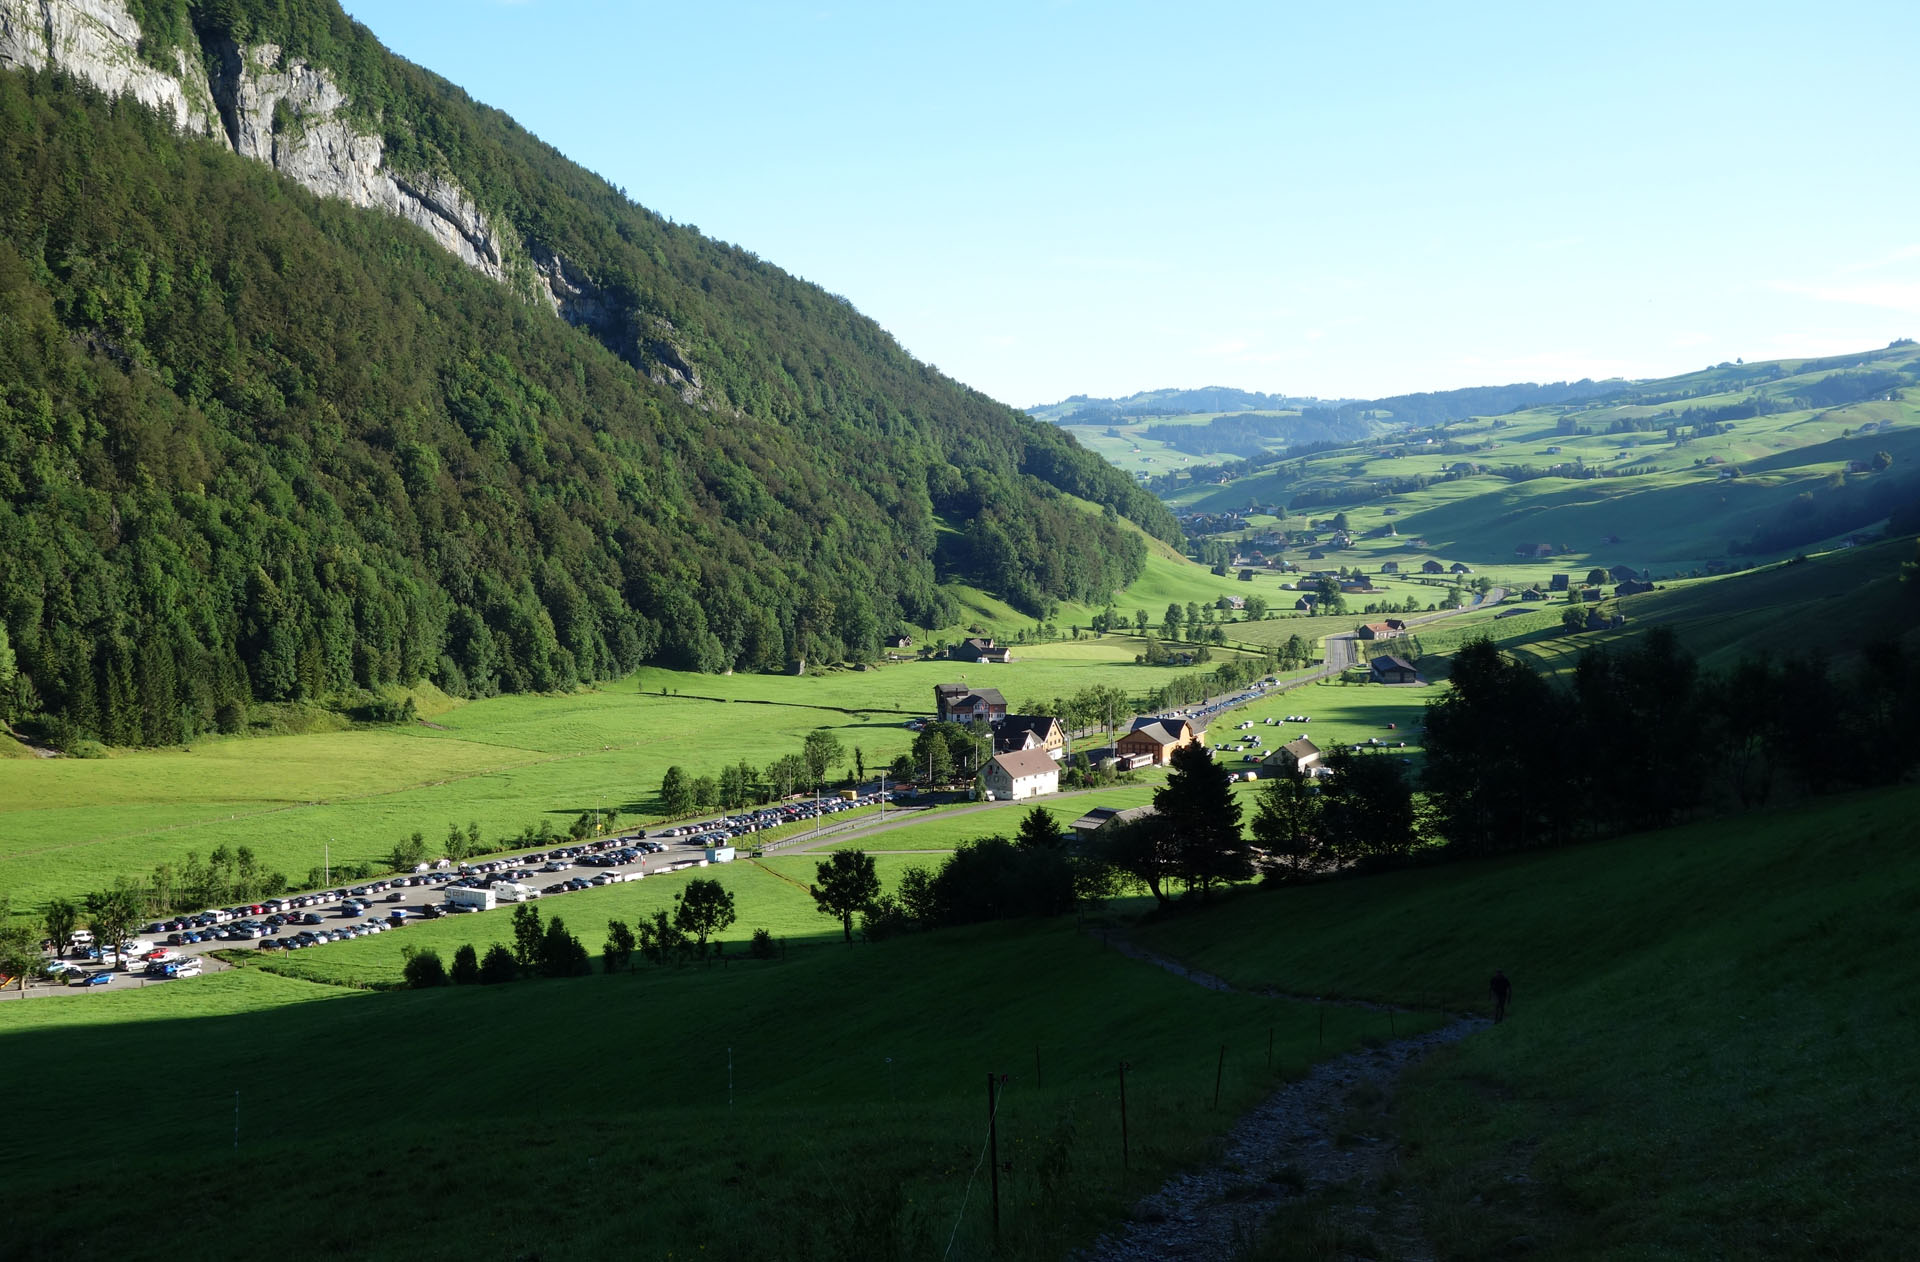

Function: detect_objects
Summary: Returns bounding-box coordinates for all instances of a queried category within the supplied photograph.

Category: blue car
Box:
[82,971,113,987]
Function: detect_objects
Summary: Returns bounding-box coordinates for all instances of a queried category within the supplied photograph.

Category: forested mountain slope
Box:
[0,0,1177,747]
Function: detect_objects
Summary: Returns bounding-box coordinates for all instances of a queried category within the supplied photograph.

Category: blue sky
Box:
[342,1,1919,407]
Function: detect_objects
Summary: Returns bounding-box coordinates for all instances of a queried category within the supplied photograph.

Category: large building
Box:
[994,715,1067,761]
[982,748,1060,801]
[935,685,1008,724]
[1115,717,1202,766]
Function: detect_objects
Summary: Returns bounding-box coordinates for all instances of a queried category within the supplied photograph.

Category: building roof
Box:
[1069,804,1159,833]
[949,687,1007,710]
[998,714,1060,743]
[1265,737,1321,765]
[935,682,968,698]
[989,748,1060,781]
[1371,654,1417,673]
[1121,719,1192,747]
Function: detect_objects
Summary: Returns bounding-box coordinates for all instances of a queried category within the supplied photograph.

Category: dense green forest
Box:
[0,25,1174,746]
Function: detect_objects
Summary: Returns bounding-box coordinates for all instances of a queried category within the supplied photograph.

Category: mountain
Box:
[0,0,1178,746]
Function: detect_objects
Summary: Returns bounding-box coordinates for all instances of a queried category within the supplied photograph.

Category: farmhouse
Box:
[994,715,1067,761]
[1421,560,1445,575]
[886,634,913,650]
[1357,622,1400,640]
[1370,654,1419,685]
[1294,594,1318,612]
[981,748,1060,801]
[1115,717,1203,766]
[950,636,1013,664]
[1521,585,1547,602]
[1263,737,1322,775]
[1068,804,1158,843]
[1380,560,1400,573]
[1615,578,1655,597]
[935,685,1007,724]
[1550,573,1570,592]
[1450,562,1473,574]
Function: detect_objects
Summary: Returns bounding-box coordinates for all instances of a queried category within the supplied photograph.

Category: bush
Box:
[450,943,479,984]
[478,943,518,984]
[537,916,591,977]
[401,948,448,988]
[748,927,777,959]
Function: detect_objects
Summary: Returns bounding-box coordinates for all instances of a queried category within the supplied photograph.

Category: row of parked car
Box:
[665,792,893,846]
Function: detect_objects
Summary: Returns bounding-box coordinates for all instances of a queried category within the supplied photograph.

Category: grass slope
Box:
[1132,786,1920,1259]
[0,917,1426,1261]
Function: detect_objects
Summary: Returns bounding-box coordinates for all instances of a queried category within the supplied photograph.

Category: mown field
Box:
[0,636,1263,910]
[1133,785,1920,1260]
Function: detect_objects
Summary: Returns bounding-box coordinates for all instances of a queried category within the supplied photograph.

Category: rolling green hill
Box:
[0,0,1178,750]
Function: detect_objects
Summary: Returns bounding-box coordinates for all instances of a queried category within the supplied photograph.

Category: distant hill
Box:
[0,0,1178,747]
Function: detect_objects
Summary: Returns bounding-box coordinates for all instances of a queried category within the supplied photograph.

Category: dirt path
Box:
[1092,929,1428,1013]
[1080,934,1485,1260]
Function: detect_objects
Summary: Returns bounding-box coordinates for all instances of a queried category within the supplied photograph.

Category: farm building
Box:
[886,634,913,650]
[1450,562,1473,574]
[1357,622,1400,641]
[1294,594,1318,612]
[1421,560,1445,575]
[1380,560,1400,573]
[994,715,1067,761]
[1615,578,1655,597]
[981,748,1060,801]
[1263,738,1322,775]
[1068,804,1158,843]
[935,685,1007,724]
[1550,573,1570,592]
[1521,586,1547,602]
[1115,718,1203,766]
[950,637,1012,664]
[1370,655,1419,685]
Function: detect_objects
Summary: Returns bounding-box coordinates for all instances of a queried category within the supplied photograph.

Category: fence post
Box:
[987,1072,1001,1239]
[1119,1061,1130,1171]
[1213,1043,1226,1109]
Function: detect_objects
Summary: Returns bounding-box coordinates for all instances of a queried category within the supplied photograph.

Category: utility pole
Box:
[987,1072,1001,1238]
[325,839,331,888]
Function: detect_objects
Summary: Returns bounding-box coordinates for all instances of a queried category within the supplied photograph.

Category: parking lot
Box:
[10,790,894,996]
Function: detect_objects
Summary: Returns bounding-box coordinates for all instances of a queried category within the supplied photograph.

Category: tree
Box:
[1872,450,1893,472]
[537,916,591,977]
[84,886,142,960]
[450,943,480,984]
[854,747,865,783]
[1251,769,1320,881]
[445,822,472,862]
[768,753,807,799]
[1162,602,1183,639]
[1245,595,1269,621]
[43,897,79,956]
[675,877,737,955]
[690,775,719,810]
[402,947,448,988]
[1100,813,1181,906]
[802,728,844,790]
[0,918,44,989]
[1562,604,1588,633]
[1586,568,1608,586]
[479,943,518,984]
[660,765,695,816]
[1016,804,1064,850]
[511,902,543,973]
[812,850,882,942]
[1317,745,1419,862]
[911,725,954,784]
[1154,741,1250,898]
[390,831,427,872]
[604,919,636,972]
[635,908,691,965]
[888,753,915,784]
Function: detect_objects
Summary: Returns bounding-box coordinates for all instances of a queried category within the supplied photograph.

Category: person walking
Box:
[1489,969,1512,1024]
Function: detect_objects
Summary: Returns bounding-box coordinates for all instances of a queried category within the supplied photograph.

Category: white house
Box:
[982,748,1060,801]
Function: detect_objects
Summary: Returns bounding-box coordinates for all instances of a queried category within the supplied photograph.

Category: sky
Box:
[341,0,1920,408]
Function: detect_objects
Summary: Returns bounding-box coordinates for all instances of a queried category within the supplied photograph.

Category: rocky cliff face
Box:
[0,0,700,392]
[0,0,503,280]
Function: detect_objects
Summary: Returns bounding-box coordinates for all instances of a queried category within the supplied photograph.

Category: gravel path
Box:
[1079,1017,1484,1261]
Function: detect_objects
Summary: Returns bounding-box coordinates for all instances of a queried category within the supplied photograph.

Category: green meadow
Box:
[1133,785,1920,1261]
[0,913,1424,1261]
[0,632,1274,910]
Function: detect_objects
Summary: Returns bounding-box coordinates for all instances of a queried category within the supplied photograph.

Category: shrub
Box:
[401,947,448,988]
[749,927,777,959]
[478,943,518,984]
[450,943,479,984]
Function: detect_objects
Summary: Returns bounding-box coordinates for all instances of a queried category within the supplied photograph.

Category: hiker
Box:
[1489,969,1512,1024]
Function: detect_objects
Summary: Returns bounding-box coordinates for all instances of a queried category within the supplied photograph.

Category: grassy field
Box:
[0,636,1270,910]
[0,911,1428,1261]
[1132,785,1920,1259]
[1166,344,1920,580]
